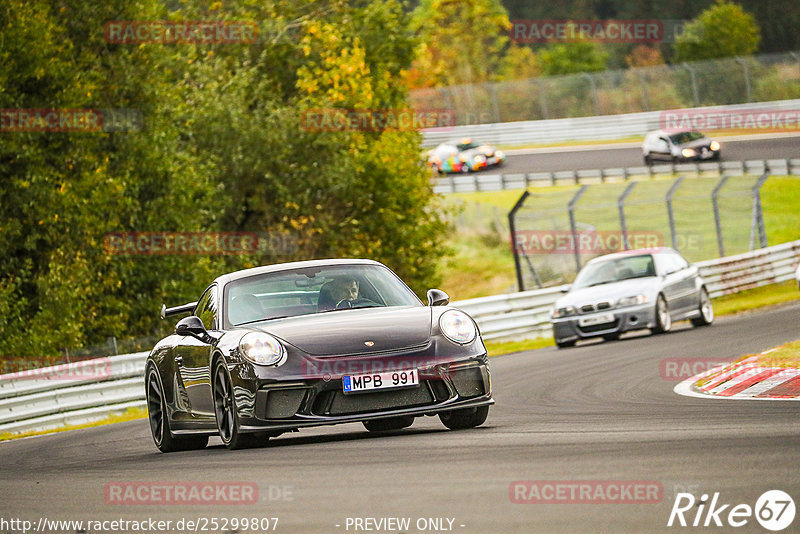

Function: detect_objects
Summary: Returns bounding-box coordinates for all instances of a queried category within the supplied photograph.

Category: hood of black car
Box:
[249,305,432,356]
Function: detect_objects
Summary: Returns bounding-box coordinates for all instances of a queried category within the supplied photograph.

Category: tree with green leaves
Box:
[673,0,761,62]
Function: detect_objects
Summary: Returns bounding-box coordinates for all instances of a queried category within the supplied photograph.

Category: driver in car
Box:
[331,278,359,305]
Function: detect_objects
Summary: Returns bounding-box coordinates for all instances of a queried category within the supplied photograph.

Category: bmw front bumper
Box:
[552,303,657,343]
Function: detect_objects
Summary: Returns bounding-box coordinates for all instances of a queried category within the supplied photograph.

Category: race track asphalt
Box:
[492,135,800,174]
[2,301,798,533]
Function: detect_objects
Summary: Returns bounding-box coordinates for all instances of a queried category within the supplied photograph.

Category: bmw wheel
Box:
[652,294,672,334]
[147,365,208,453]
[690,288,714,326]
[213,359,268,450]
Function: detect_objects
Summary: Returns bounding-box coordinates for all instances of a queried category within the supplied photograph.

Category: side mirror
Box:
[176,316,213,343]
[560,285,571,294]
[426,288,450,307]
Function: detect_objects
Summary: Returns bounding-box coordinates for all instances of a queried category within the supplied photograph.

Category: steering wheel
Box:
[335,298,377,310]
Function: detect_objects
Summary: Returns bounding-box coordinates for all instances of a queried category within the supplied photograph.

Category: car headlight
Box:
[473,154,486,163]
[495,150,504,158]
[551,305,577,318]
[239,332,287,366]
[617,294,648,307]
[439,310,477,345]
[681,148,697,158]
[710,141,720,151]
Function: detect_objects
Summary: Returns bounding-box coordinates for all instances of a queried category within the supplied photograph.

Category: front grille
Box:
[578,319,620,333]
[450,367,486,399]
[255,387,308,419]
[321,384,434,416]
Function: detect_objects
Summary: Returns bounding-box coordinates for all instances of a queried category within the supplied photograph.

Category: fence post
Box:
[536,79,549,120]
[712,175,731,257]
[508,190,531,291]
[635,70,650,111]
[487,83,501,123]
[568,185,589,272]
[682,63,700,107]
[617,182,638,249]
[583,73,601,116]
[735,57,752,102]
[665,176,685,251]
[750,172,769,249]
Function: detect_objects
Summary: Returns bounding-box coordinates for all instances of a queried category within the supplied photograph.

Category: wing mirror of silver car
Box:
[426,288,450,307]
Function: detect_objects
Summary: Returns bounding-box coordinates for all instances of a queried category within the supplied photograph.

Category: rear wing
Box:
[160,302,198,320]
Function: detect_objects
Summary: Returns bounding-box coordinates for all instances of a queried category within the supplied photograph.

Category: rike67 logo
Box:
[668,490,795,531]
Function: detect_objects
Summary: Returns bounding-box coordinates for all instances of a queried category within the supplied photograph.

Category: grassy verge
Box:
[752,339,800,369]
[0,406,146,442]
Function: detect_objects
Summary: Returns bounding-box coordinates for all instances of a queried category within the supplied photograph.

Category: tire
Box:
[690,288,714,327]
[363,416,414,432]
[602,333,621,341]
[460,161,471,173]
[146,365,208,453]
[439,406,489,430]
[556,339,576,348]
[644,155,652,166]
[213,359,269,450]
[652,294,672,334]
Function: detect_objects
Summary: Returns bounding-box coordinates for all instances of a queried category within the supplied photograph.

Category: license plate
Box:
[342,369,419,394]
[578,313,615,327]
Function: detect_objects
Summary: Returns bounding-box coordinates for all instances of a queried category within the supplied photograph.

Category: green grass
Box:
[0,407,146,442]
[752,339,800,369]
[711,280,798,316]
[484,337,555,356]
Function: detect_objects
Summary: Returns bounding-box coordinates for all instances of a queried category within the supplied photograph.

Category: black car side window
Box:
[195,285,218,331]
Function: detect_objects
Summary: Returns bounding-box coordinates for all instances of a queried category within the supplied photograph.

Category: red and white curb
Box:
[674,355,800,401]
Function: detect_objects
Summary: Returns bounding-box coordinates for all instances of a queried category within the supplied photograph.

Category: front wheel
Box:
[147,366,208,453]
[644,155,653,166]
[690,288,714,326]
[363,416,414,432]
[556,339,576,348]
[652,294,672,334]
[213,360,269,450]
[439,406,489,430]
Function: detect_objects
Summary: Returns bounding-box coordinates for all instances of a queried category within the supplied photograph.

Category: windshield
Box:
[669,131,705,145]
[457,141,481,151]
[223,264,421,327]
[573,254,656,288]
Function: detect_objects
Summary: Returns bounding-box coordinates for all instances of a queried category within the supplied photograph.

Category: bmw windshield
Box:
[573,255,656,289]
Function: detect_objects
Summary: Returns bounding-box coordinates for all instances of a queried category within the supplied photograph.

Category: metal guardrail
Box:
[420,98,800,149]
[433,159,800,194]
[2,240,798,435]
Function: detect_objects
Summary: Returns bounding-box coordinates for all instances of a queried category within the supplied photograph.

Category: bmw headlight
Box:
[239,332,287,366]
[617,294,648,307]
[439,310,477,345]
[710,141,720,151]
[551,305,577,318]
[681,148,697,158]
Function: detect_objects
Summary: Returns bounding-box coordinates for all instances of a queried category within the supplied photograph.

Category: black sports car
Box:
[146,259,492,451]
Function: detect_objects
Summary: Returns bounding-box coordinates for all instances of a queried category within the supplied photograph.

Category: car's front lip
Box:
[552,302,656,341]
